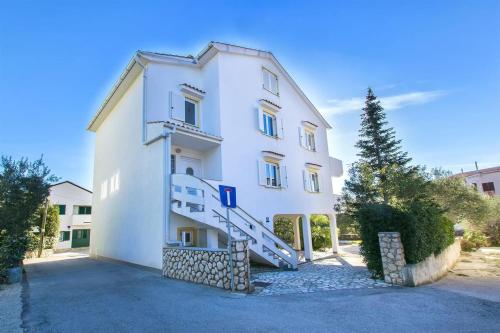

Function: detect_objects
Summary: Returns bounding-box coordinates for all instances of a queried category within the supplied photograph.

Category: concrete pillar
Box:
[328,213,339,253]
[301,215,313,261]
[207,229,218,248]
[292,216,302,250]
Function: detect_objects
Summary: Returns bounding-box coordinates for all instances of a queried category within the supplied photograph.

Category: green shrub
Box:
[310,215,331,250]
[461,229,488,251]
[0,231,30,270]
[337,213,360,240]
[273,217,294,247]
[357,202,455,278]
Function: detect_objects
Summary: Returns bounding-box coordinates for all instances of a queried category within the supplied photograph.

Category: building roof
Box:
[456,165,500,178]
[87,41,332,132]
[50,181,93,194]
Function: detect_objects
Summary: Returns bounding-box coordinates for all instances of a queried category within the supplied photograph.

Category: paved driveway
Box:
[21,252,500,332]
[251,244,388,296]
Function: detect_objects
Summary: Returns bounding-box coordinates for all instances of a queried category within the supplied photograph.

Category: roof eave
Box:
[87,54,141,132]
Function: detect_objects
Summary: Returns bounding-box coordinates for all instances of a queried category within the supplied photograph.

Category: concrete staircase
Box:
[171,173,298,269]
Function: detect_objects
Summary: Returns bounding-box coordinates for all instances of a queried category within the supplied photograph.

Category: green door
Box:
[71,229,90,248]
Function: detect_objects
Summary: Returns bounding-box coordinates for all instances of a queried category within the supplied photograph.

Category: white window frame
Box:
[303,168,321,193]
[309,171,320,193]
[265,161,280,188]
[305,129,316,151]
[299,124,317,151]
[258,158,287,189]
[262,111,277,137]
[262,67,279,95]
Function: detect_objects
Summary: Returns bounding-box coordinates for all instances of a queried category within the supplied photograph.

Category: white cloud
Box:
[321,90,447,115]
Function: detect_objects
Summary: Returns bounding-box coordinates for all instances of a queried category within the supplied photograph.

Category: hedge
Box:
[357,202,455,278]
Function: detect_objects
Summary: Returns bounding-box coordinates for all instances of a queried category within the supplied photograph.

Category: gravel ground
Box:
[0,282,23,333]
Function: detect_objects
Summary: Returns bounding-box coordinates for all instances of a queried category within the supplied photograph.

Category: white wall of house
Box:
[88,43,342,268]
[216,51,335,222]
[90,74,165,269]
[49,182,92,249]
[462,168,500,196]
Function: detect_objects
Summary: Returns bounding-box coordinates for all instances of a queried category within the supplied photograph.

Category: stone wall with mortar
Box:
[378,232,406,285]
[379,232,461,286]
[162,240,250,292]
[401,239,461,286]
[24,249,54,260]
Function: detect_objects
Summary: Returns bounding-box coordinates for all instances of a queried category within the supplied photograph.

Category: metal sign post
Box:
[219,185,237,291]
[226,207,235,291]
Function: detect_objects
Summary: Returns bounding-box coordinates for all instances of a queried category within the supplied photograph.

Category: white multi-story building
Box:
[49,181,93,249]
[458,166,500,196]
[88,42,343,270]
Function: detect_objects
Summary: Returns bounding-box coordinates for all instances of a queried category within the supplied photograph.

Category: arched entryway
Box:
[272,213,339,261]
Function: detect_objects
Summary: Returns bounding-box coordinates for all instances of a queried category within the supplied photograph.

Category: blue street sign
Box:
[219,185,236,208]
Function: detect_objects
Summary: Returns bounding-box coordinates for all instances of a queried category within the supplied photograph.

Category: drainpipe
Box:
[143,124,176,250]
[135,54,148,143]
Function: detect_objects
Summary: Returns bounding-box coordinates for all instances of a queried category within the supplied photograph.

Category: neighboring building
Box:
[87,42,343,270]
[458,166,500,197]
[49,181,93,249]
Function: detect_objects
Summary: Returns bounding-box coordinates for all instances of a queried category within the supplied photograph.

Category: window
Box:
[263,68,279,95]
[184,98,198,126]
[471,183,478,191]
[77,206,92,215]
[299,125,317,151]
[482,182,495,195]
[310,172,320,192]
[58,204,66,215]
[186,167,194,176]
[262,112,276,137]
[303,169,320,193]
[59,231,70,242]
[74,229,88,239]
[258,159,287,189]
[186,202,204,213]
[265,162,280,187]
[305,130,316,151]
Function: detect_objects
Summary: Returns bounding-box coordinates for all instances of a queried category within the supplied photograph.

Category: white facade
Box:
[88,42,343,269]
[49,181,93,249]
[459,166,500,196]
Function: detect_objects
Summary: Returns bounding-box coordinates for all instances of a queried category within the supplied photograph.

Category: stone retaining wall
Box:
[378,232,461,286]
[24,249,54,259]
[378,232,406,284]
[402,239,461,286]
[162,240,250,292]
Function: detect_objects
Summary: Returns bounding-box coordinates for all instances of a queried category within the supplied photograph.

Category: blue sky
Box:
[1,1,499,192]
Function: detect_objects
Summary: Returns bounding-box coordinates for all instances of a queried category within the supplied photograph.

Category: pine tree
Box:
[356,88,411,168]
[343,88,413,207]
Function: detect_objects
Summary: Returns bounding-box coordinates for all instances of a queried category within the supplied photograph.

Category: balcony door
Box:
[178,156,202,178]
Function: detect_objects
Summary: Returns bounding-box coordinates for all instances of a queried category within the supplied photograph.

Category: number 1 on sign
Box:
[225,188,232,207]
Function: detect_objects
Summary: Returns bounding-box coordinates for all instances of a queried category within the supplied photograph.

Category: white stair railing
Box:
[171,173,298,269]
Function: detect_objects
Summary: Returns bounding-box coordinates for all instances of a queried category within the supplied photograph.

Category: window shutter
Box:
[302,170,310,192]
[298,127,306,147]
[271,75,278,94]
[257,160,267,186]
[276,116,284,139]
[170,91,185,121]
[262,70,269,90]
[317,172,322,193]
[280,164,288,188]
[257,107,265,132]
